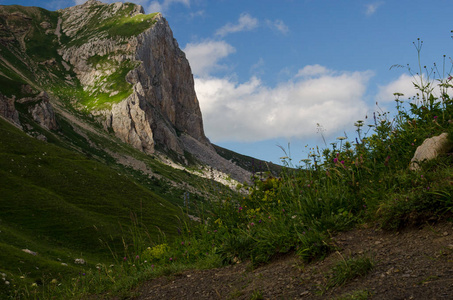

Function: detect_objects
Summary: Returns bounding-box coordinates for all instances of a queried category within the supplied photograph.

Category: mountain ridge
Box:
[0,0,266,184]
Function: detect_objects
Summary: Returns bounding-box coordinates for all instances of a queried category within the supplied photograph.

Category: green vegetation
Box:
[100,11,158,38]
[66,3,157,47]
[22,41,450,298]
[324,254,375,291]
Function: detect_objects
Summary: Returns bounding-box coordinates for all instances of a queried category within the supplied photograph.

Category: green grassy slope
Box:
[0,117,182,287]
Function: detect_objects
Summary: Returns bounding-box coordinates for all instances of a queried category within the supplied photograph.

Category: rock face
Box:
[0,91,58,131]
[0,94,21,127]
[0,1,252,182]
[24,92,59,131]
[409,133,453,171]
[58,1,210,156]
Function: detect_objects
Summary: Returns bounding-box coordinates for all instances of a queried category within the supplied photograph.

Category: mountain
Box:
[0,1,283,295]
[0,0,258,183]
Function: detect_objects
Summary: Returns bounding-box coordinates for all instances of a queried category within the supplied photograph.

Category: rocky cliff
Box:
[0,1,253,183]
[58,0,210,155]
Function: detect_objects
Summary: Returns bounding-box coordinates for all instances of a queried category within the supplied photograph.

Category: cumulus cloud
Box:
[296,64,330,78]
[195,68,373,142]
[376,73,453,104]
[184,40,236,77]
[215,13,259,37]
[365,2,383,16]
[266,19,289,35]
[148,0,190,14]
[376,73,415,103]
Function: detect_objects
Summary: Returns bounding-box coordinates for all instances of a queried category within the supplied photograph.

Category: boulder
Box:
[409,133,453,171]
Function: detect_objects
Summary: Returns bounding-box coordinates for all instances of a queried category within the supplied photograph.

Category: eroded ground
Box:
[133,221,453,299]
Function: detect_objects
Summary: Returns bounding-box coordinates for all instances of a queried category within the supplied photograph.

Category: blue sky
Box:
[3,0,453,164]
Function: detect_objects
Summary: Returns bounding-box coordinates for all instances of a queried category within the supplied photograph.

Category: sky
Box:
[2,0,453,165]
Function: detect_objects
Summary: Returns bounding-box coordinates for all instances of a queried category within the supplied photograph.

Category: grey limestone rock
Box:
[59,2,210,157]
[409,133,453,171]
[0,94,21,127]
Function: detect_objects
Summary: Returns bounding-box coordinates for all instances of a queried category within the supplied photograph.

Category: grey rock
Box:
[59,4,209,157]
[0,94,21,127]
[409,133,453,171]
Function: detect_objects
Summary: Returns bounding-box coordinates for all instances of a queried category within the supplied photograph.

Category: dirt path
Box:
[133,221,453,299]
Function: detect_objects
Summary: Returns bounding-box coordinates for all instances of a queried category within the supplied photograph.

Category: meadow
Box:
[3,42,453,299]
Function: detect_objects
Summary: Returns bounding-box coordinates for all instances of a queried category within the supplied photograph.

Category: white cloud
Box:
[195,68,373,142]
[183,40,236,77]
[266,19,289,35]
[376,73,453,104]
[365,2,383,16]
[215,13,259,37]
[296,64,330,78]
[148,0,190,14]
[376,73,415,103]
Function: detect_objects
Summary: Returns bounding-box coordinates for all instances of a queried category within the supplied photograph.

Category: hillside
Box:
[0,1,268,298]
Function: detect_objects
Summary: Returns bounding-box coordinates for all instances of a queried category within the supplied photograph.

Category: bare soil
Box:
[133,221,453,299]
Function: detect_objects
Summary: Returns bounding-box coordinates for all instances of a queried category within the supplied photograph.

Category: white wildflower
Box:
[74,258,86,265]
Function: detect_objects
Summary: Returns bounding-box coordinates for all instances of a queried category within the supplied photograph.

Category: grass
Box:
[324,254,375,291]
[0,117,187,298]
[64,2,157,47]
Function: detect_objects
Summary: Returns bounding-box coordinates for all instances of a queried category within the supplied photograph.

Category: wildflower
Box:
[340,160,345,165]
[238,207,243,212]
[282,209,285,212]
[5,281,9,285]
[31,283,38,287]
[123,257,127,261]
[258,220,262,223]
[333,158,338,164]
[169,257,173,261]
[135,255,139,260]
[51,279,58,284]
[214,230,217,233]
[434,116,438,120]
[292,215,297,219]
[250,222,255,226]
[181,241,185,245]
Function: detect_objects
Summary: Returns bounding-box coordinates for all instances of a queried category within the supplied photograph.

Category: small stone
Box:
[443,232,449,236]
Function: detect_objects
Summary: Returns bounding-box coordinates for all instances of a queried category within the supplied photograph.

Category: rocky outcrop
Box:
[409,133,453,171]
[59,1,210,156]
[131,13,210,153]
[17,91,58,131]
[0,94,21,127]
